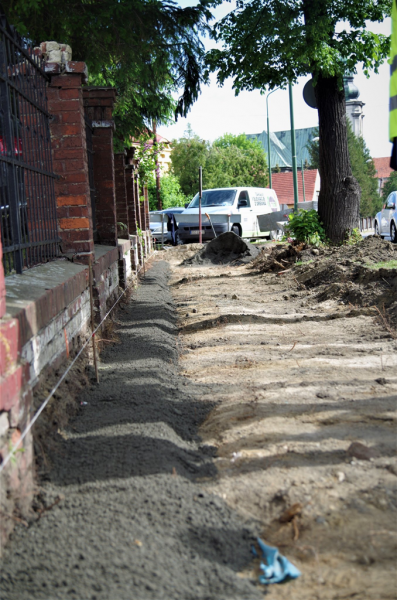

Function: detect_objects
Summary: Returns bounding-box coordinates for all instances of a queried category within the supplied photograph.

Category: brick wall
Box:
[0,230,34,553]
[83,88,117,247]
[46,62,94,264]
[114,153,129,240]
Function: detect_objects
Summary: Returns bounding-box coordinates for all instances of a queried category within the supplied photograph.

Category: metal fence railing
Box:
[0,11,59,274]
[359,217,374,232]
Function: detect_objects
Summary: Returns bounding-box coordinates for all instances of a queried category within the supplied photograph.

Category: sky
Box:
[158,6,392,160]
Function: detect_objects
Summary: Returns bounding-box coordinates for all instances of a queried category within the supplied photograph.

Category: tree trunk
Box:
[315,74,360,243]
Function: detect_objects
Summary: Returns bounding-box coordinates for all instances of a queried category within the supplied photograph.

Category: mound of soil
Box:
[259,236,397,327]
[184,232,260,266]
[252,241,308,272]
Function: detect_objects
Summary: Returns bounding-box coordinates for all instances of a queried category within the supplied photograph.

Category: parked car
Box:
[178,187,280,243]
[149,207,185,245]
[374,192,397,243]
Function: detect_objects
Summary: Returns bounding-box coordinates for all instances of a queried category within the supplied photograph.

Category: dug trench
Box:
[1,237,397,600]
[0,260,265,600]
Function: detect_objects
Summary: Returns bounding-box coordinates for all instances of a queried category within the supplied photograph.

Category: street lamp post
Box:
[288,83,299,212]
[266,87,280,189]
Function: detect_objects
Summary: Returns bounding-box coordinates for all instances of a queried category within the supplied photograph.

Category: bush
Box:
[147,173,187,211]
[284,210,326,244]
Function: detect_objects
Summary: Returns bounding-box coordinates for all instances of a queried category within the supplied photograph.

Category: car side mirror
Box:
[238,199,248,207]
[184,202,189,208]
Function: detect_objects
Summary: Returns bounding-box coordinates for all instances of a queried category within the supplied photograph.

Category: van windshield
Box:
[189,189,237,208]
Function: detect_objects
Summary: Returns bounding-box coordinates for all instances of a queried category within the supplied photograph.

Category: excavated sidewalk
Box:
[0,261,264,600]
[1,243,397,600]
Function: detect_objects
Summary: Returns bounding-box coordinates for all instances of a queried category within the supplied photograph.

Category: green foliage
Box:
[344,228,362,245]
[382,171,397,200]
[307,129,320,170]
[206,0,390,92]
[147,173,187,211]
[205,0,390,243]
[284,210,326,244]
[171,128,268,197]
[2,0,212,145]
[134,134,164,186]
[347,125,382,217]
[368,259,397,269]
[307,124,382,217]
[170,127,209,198]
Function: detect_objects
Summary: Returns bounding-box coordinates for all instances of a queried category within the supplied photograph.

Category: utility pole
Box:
[289,83,299,212]
[152,119,162,210]
[199,166,202,244]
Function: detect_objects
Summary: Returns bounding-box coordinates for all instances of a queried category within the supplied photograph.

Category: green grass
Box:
[368,259,397,270]
[295,259,314,266]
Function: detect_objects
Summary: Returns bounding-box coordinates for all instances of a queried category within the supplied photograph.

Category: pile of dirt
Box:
[252,241,308,272]
[259,236,397,328]
[184,232,260,266]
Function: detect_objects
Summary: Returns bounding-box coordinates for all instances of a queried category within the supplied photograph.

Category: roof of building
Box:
[247,127,318,169]
[130,132,171,147]
[373,157,392,180]
[271,169,319,205]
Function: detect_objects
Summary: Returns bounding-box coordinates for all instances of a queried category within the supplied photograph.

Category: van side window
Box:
[238,191,250,207]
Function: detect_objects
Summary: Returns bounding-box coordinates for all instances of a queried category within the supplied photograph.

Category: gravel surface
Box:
[0,261,264,600]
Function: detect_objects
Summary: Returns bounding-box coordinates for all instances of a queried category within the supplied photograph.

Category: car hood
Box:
[182,206,235,215]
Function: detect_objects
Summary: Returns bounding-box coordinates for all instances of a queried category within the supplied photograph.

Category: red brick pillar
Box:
[135,172,142,231]
[114,153,129,240]
[83,88,117,246]
[0,230,34,552]
[46,61,94,263]
[143,186,150,230]
[140,196,146,232]
[125,165,137,235]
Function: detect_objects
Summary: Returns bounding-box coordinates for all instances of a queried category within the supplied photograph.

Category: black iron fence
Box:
[0,11,59,274]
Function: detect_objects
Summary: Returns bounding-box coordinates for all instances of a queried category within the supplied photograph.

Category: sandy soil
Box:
[1,239,396,600]
[0,262,264,600]
[167,239,397,600]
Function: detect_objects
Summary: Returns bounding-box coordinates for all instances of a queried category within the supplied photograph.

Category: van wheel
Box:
[231,225,241,237]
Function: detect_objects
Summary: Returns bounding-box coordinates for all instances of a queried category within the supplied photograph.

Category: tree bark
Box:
[315,74,360,243]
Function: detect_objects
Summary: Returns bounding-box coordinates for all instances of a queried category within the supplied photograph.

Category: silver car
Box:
[149,208,185,245]
[374,192,397,243]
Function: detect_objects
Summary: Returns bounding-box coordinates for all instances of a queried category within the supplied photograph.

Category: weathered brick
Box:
[0,318,19,376]
[57,195,87,207]
[50,74,84,88]
[64,159,86,173]
[65,61,87,74]
[63,124,82,136]
[66,229,93,242]
[48,99,79,113]
[59,217,90,230]
[0,365,23,411]
[61,172,87,184]
[59,88,81,101]
[53,148,85,161]
[69,206,89,218]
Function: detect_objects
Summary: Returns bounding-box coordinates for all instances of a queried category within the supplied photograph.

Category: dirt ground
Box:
[168,236,397,600]
[1,237,396,599]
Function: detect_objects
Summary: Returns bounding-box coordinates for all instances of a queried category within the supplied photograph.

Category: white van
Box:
[178,187,280,242]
